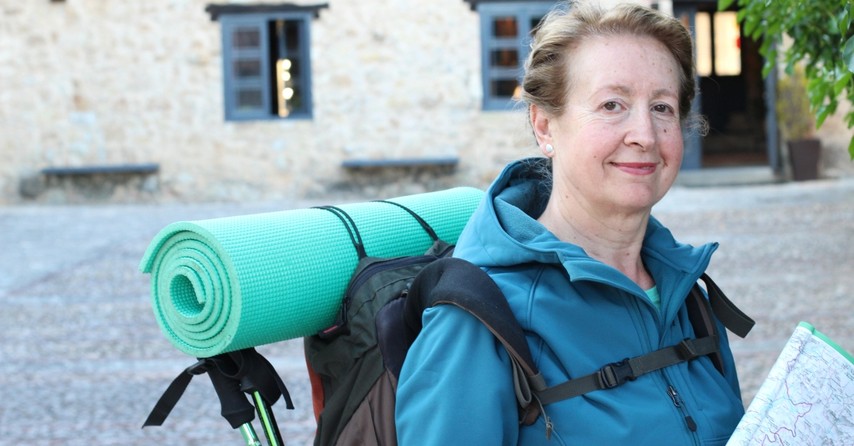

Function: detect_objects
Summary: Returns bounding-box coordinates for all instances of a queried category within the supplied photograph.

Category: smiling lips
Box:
[612,162,658,175]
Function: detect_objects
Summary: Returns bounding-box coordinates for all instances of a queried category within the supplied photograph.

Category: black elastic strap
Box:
[535,336,719,405]
[142,348,293,429]
[314,205,367,259]
[142,359,215,428]
[374,200,439,242]
[700,273,755,338]
[142,356,255,429]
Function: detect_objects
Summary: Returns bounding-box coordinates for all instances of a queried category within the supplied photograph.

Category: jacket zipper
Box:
[632,290,699,441]
[667,384,698,434]
[635,299,697,442]
[347,254,438,295]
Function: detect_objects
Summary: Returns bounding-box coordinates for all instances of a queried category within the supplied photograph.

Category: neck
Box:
[537,192,654,289]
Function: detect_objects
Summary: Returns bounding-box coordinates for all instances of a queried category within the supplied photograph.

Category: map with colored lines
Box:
[728,322,854,445]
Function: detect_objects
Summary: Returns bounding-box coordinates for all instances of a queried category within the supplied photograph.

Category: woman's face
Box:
[535,34,684,217]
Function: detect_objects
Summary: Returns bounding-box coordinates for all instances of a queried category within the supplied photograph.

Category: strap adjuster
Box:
[675,339,699,361]
[186,359,210,375]
[596,359,636,389]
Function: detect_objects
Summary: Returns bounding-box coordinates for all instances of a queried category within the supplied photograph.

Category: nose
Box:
[624,109,656,151]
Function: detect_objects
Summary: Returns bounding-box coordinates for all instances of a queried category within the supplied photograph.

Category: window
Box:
[477,2,553,110]
[694,11,742,77]
[208,5,326,121]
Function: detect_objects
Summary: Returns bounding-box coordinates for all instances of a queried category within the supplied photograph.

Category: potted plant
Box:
[777,66,821,181]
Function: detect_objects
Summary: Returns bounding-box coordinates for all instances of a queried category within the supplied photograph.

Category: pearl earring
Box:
[544,144,554,155]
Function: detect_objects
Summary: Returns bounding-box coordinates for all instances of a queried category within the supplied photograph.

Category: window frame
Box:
[477,2,554,111]
[217,11,315,121]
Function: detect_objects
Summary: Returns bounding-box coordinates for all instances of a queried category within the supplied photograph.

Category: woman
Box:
[396,2,744,445]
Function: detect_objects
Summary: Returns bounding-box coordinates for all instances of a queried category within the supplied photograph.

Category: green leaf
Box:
[828,16,840,36]
[813,91,827,111]
[718,0,736,11]
[744,17,759,39]
[842,3,852,31]
[838,9,850,36]
[844,35,854,73]
[834,72,853,96]
[816,105,830,129]
[762,63,774,79]
[848,137,854,160]
[759,37,775,61]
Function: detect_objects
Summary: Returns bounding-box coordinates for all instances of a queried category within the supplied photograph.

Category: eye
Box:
[603,101,622,111]
[653,103,675,115]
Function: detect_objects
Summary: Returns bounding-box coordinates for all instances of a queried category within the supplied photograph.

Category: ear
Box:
[530,104,552,147]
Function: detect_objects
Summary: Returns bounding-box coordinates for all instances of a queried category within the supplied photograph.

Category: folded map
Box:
[728,322,853,445]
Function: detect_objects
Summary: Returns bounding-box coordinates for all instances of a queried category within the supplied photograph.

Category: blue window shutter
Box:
[221,17,272,120]
[478,2,554,111]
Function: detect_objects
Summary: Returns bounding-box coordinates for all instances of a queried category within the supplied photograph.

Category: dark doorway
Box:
[674,1,770,169]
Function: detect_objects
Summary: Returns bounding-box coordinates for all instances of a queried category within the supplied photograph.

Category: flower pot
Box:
[787,138,821,181]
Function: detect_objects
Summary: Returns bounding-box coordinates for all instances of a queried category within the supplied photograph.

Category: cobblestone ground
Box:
[1,178,852,445]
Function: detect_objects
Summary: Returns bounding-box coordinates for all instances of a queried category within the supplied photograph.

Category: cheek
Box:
[659,126,684,161]
[665,145,684,169]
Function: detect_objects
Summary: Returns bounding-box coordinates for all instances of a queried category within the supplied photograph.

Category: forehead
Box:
[566,34,680,97]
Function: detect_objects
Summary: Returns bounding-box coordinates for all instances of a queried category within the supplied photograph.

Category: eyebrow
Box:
[592,84,678,100]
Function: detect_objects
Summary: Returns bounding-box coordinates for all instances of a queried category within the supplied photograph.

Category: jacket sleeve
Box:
[396,304,519,445]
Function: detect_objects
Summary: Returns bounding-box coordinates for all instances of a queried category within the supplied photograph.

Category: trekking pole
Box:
[239,422,263,446]
[252,390,285,446]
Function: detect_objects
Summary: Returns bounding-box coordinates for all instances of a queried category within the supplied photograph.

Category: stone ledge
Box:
[341,157,459,170]
[40,163,160,177]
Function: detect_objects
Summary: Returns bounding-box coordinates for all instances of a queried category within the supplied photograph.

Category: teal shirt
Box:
[646,286,661,311]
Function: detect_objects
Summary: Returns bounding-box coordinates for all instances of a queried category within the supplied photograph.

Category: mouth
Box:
[611,162,658,175]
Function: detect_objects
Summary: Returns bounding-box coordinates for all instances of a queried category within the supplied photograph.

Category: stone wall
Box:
[0,0,536,204]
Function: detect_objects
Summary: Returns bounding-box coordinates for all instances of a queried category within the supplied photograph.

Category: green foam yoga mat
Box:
[140,187,484,358]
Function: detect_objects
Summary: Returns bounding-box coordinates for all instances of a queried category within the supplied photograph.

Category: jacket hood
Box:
[453,158,716,293]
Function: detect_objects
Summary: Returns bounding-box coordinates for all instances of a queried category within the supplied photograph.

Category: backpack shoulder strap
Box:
[686,280,725,372]
[687,274,755,373]
[404,257,548,423]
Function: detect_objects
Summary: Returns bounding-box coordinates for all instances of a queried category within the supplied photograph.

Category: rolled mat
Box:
[140,187,483,358]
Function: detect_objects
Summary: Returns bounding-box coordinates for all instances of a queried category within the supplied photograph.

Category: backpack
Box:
[303,202,755,445]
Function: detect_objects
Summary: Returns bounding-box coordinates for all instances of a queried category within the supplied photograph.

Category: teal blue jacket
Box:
[396,159,744,445]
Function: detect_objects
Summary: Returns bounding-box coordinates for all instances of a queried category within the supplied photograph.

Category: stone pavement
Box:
[1,178,852,445]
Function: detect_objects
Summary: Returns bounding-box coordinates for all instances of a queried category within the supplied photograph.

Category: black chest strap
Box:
[535,336,719,405]
[535,275,755,405]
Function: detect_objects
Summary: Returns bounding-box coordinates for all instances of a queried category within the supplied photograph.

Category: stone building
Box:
[1,0,851,204]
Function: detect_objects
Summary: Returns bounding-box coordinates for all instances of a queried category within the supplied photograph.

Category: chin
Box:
[614,188,665,213]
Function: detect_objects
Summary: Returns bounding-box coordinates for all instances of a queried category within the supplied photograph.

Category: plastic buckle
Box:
[676,339,699,361]
[596,359,636,389]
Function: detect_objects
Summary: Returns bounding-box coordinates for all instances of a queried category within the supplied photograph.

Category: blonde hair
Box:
[521,1,697,122]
